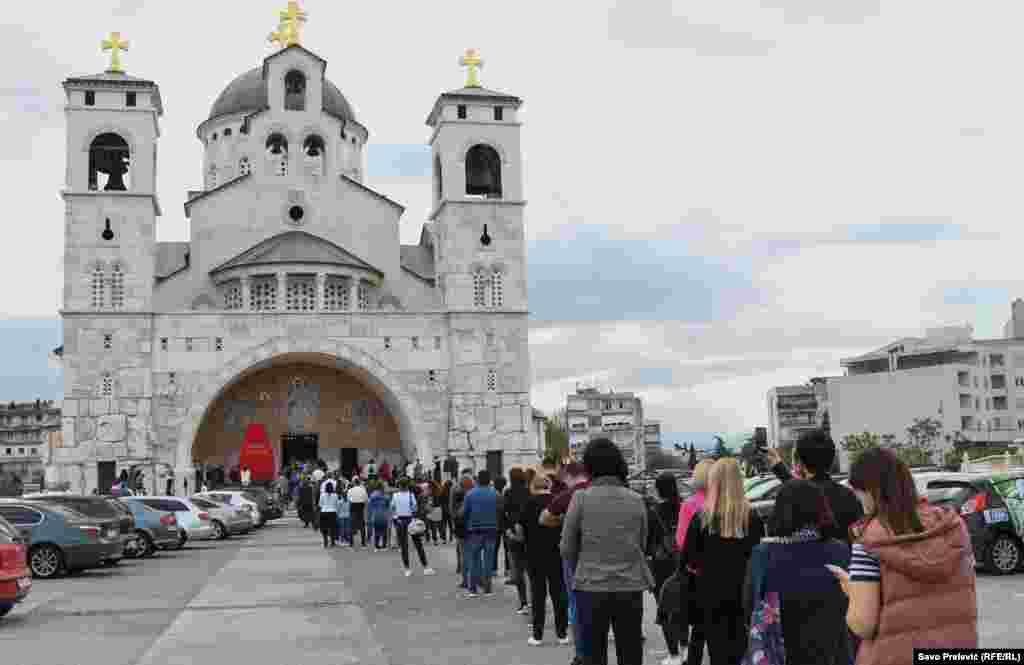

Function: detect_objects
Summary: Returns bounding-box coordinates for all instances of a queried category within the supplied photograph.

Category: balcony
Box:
[957,371,970,388]
[991,375,1007,391]
[993,396,1009,412]
[959,394,973,409]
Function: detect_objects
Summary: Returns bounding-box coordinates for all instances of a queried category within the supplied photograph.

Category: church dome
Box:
[207,67,356,123]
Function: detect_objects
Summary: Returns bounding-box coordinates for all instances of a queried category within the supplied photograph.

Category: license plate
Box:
[984,509,1010,524]
[16,577,31,591]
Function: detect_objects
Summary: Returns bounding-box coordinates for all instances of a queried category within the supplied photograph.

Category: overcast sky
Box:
[2,0,1023,444]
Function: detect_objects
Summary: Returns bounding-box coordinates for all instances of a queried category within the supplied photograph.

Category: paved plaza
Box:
[2,515,1023,665]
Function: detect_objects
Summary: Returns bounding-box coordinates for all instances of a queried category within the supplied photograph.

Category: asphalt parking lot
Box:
[1,517,1023,665]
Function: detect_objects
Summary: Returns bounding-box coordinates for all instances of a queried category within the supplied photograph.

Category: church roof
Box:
[399,245,435,283]
[426,86,522,126]
[155,242,191,280]
[64,71,164,115]
[209,231,382,277]
[207,65,356,124]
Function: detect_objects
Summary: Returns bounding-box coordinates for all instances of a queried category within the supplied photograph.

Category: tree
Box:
[895,417,941,467]
[841,431,880,467]
[544,415,569,463]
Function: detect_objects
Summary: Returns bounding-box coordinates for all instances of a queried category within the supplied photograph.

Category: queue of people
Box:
[289,427,979,665]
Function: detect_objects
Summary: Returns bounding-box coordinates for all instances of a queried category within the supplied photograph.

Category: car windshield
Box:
[37,503,92,521]
[191,497,218,509]
[746,479,782,501]
[34,497,117,518]
[925,485,975,506]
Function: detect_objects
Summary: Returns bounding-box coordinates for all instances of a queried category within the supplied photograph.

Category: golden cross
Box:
[278,1,307,46]
[268,19,289,49]
[459,48,484,88]
[101,31,129,74]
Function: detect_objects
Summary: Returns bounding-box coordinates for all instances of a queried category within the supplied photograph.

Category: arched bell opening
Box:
[88,132,131,191]
[465,144,502,199]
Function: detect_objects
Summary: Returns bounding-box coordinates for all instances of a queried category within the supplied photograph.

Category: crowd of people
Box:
[280,430,980,665]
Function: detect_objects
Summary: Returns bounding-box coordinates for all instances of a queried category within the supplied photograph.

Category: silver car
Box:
[190,495,252,538]
[195,491,265,527]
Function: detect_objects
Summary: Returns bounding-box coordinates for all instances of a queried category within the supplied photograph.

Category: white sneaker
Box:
[423,568,436,576]
[527,637,542,646]
[404,569,412,577]
[558,635,571,645]
[660,657,683,665]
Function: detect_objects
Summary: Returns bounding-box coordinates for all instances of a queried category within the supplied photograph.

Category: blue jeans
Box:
[563,559,588,659]
[465,531,497,593]
[336,515,351,544]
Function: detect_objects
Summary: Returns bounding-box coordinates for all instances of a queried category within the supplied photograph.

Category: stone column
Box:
[277,272,287,311]
[241,275,251,311]
[316,272,326,312]
[349,277,360,312]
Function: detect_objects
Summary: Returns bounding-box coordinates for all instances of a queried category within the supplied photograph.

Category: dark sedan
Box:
[924,472,1024,575]
[0,500,121,578]
[23,493,135,563]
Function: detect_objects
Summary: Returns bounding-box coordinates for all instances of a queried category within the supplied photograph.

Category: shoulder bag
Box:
[407,493,427,536]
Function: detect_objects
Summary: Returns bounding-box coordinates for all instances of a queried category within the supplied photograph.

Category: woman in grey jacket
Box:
[560,438,654,665]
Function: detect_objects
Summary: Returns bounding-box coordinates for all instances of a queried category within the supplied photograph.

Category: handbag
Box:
[658,570,685,614]
[741,545,786,665]
[428,506,443,522]
[405,492,427,535]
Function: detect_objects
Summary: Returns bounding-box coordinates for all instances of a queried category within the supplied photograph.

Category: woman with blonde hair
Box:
[679,458,764,665]
[671,458,713,665]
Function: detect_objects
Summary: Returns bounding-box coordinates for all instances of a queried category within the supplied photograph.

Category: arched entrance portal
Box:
[175,338,429,494]
[193,358,402,482]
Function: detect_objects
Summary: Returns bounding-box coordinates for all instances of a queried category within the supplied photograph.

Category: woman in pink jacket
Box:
[673,459,712,665]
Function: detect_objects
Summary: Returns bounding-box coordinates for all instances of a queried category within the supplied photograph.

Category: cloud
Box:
[759,0,882,25]
[942,287,1011,307]
[607,0,776,55]
[527,225,761,322]
[838,220,962,244]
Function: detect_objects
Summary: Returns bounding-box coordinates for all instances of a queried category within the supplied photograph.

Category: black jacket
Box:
[771,463,863,545]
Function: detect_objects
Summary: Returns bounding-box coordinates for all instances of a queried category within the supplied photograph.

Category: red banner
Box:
[239,424,275,482]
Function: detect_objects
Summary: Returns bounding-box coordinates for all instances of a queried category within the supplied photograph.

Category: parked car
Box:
[196,490,266,527]
[23,493,135,564]
[0,513,31,618]
[122,497,216,547]
[115,500,180,558]
[921,472,1024,575]
[0,499,121,578]
[745,473,851,528]
[213,486,283,521]
[189,495,253,538]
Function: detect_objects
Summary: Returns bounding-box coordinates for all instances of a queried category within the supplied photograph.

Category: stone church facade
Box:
[50,34,542,494]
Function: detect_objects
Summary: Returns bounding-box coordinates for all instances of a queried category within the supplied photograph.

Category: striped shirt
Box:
[850,543,881,582]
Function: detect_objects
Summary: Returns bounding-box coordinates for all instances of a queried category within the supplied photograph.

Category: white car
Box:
[194,491,264,527]
[123,496,217,546]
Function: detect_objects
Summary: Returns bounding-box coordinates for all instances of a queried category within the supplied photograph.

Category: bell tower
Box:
[427,50,535,470]
[426,48,525,311]
[52,32,162,493]
[62,31,161,312]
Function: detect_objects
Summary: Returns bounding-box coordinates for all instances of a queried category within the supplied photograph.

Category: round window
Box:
[288,206,304,222]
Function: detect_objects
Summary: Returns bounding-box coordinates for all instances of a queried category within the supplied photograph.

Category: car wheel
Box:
[138,532,156,558]
[29,544,64,579]
[176,531,188,549]
[102,559,119,567]
[211,520,228,540]
[0,605,12,618]
[986,534,1022,575]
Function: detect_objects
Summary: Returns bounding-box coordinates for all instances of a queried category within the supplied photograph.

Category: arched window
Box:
[490,270,503,308]
[284,70,306,111]
[465,144,502,198]
[91,264,106,309]
[109,263,125,310]
[208,164,218,189]
[303,135,326,177]
[266,134,288,176]
[88,133,131,191]
[433,154,443,202]
[239,156,251,176]
[472,269,488,307]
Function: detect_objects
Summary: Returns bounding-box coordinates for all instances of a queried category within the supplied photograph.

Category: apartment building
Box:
[828,302,1024,469]
[644,420,662,461]
[0,400,60,488]
[565,387,646,472]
